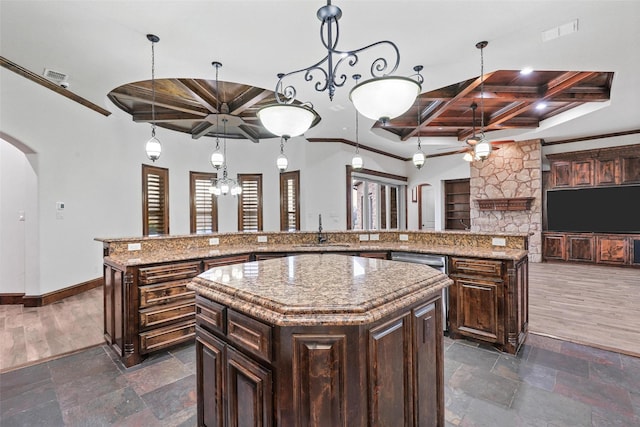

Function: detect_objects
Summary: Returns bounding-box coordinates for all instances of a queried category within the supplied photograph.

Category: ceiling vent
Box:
[43,68,69,85]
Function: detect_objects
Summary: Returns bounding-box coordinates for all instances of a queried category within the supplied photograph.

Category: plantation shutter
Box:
[280,171,300,231]
[142,164,169,236]
[238,174,263,232]
[190,172,218,234]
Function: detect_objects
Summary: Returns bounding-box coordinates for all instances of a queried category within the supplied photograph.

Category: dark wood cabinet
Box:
[194,292,445,427]
[596,235,628,265]
[571,159,595,186]
[542,233,566,260]
[596,158,618,185]
[567,235,595,263]
[448,256,528,354]
[444,178,470,230]
[542,232,639,267]
[550,161,572,187]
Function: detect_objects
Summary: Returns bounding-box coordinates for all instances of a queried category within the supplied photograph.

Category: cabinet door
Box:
[543,234,566,260]
[413,300,443,427]
[572,159,595,187]
[551,161,572,188]
[596,236,628,265]
[226,346,272,427]
[451,277,503,344]
[567,235,595,262]
[196,327,225,427]
[596,159,618,186]
[621,156,640,184]
[368,313,412,427]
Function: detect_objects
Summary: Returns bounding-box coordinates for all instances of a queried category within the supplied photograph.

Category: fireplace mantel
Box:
[475,197,535,211]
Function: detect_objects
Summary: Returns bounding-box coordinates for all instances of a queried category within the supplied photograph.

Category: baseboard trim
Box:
[1,277,103,307]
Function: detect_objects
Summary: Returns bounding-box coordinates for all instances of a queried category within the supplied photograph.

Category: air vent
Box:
[43,68,69,84]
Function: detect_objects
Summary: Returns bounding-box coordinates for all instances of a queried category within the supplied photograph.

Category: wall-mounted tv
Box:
[546,185,640,234]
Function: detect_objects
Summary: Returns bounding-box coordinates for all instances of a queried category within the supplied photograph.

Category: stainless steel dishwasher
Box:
[390,252,448,331]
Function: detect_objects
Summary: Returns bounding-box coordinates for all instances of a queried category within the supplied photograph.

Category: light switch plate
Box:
[257,235,268,243]
[492,237,507,247]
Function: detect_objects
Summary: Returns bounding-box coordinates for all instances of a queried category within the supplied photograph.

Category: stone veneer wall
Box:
[470,140,542,262]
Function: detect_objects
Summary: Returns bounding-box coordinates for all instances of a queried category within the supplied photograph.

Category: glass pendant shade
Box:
[462,151,474,162]
[231,183,242,196]
[351,153,364,170]
[276,153,289,172]
[220,182,230,195]
[210,185,221,196]
[258,104,320,138]
[349,76,420,122]
[412,150,426,170]
[474,137,492,160]
[210,149,224,169]
[145,136,162,162]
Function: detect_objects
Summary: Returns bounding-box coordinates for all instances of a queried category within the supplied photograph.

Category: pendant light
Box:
[474,41,492,161]
[145,34,161,162]
[210,62,224,169]
[463,103,479,162]
[276,136,289,172]
[351,74,364,170]
[412,66,426,170]
[209,118,242,197]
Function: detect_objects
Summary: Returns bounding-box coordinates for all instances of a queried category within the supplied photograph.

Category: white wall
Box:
[0,70,409,296]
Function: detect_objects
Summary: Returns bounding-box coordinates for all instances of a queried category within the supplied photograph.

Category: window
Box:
[280,170,300,231]
[346,166,407,230]
[142,164,169,236]
[238,174,263,232]
[190,171,218,234]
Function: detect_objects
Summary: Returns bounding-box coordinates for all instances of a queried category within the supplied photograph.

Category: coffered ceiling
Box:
[1,1,639,158]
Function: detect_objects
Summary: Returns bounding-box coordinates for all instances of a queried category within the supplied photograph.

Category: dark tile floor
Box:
[1,333,639,426]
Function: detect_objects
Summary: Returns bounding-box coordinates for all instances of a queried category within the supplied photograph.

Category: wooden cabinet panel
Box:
[196,327,225,427]
[292,334,347,426]
[138,261,201,285]
[453,277,503,343]
[567,235,595,262]
[227,309,272,362]
[226,346,272,427]
[572,159,594,186]
[596,236,628,265]
[413,301,443,427]
[139,301,195,329]
[368,313,412,426]
[139,319,196,354]
[196,295,226,335]
[203,254,251,270]
[551,161,572,187]
[596,159,618,186]
[543,234,566,260]
[621,156,640,184]
[450,257,502,277]
[358,251,389,259]
[254,253,288,261]
[139,280,194,308]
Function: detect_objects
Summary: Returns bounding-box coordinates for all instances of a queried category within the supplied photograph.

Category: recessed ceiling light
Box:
[536,102,547,110]
[520,67,533,75]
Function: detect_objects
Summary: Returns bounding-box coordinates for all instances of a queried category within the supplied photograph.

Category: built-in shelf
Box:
[476,197,535,211]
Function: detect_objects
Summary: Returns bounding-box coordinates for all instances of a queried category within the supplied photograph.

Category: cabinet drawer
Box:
[138,261,201,285]
[203,254,251,270]
[227,309,272,362]
[139,319,196,354]
[196,295,226,335]
[139,301,196,329]
[139,280,195,308]
[450,258,502,277]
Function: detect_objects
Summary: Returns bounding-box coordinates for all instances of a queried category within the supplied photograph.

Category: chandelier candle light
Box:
[145,34,162,162]
[209,118,242,197]
[258,0,422,137]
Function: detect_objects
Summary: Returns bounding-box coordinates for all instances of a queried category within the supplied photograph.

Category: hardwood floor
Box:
[529,261,640,358]
[0,287,103,372]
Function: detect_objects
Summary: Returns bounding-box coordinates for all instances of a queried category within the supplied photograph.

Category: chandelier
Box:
[473,41,492,161]
[258,0,423,138]
[209,118,242,197]
[144,34,162,162]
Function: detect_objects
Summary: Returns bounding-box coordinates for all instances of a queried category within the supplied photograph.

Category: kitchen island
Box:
[188,253,452,427]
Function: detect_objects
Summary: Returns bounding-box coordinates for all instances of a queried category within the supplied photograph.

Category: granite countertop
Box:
[188,254,452,326]
[105,242,528,267]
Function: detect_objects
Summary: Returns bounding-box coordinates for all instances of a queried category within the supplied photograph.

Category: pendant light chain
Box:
[215,63,220,151]
[150,39,156,138]
[355,106,360,154]
[479,43,485,134]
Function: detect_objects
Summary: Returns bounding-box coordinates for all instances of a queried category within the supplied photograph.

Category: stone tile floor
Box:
[1,333,639,426]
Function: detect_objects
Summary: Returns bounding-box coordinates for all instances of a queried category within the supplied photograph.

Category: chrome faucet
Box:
[317,214,327,244]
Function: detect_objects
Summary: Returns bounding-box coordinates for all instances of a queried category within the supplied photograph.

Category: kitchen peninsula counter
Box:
[98,230,529,367]
[188,253,451,426]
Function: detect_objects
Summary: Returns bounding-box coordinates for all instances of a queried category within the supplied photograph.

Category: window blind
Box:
[142,164,169,236]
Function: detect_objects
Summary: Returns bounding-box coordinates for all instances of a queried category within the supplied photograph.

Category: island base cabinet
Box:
[195,296,445,427]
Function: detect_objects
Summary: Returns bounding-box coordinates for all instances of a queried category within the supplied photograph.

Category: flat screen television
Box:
[546,185,640,233]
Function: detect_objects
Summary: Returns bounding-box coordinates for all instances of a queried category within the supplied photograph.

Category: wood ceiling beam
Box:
[229,88,272,115]
[111,89,209,117]
[175,78,219,113]
[132,111,204,122]
[236,125,260,143]
[191,122,217,139]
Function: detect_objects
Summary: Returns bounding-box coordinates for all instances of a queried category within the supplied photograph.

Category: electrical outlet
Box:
[209,237,219,246]
[128,243,141,251]
[369,234,380,241]
[399,234,409,241]
[492,237,507,247]
[257,235,268,243]
[359,234,369,241]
